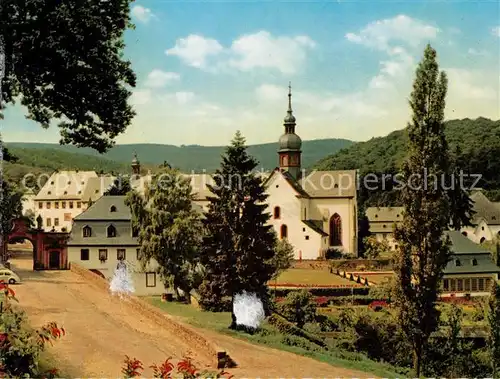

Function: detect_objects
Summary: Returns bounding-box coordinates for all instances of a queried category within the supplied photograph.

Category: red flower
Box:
[150,357,174,378]
[177,357,197,376]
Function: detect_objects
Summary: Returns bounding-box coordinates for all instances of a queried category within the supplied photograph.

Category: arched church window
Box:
[274,206,281,219]
[462,231,467,237]
[107,224,117,238]
[329,213,342,246]
[280,224,288,239]
[480,237,486,244]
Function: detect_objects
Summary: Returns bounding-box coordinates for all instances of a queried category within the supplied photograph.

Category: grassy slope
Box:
[145,298,402,377]
[6,138,353,173]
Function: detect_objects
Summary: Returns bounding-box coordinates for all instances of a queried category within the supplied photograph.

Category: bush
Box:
[0,282,64,378]
[324,248,343,260]
[278,290,317,329]
[270,287,369,298]
[267,313,327,348]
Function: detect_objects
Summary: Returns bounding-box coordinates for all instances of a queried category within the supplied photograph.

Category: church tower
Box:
[278,83,302,180]
[131,152,141,175]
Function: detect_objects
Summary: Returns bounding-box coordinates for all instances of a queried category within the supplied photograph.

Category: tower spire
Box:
[288,81,292,111]
[284,81,296,132]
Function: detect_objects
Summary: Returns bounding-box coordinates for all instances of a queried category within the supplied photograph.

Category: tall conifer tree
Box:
[487,282,500,378]
[393,44,453,376]
[199,131,277,328]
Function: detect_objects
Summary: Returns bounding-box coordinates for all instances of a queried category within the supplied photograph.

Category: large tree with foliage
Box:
[126,168,203,298]
[393,44,455,376]
[0,0,136,152]
[198,131,277,328]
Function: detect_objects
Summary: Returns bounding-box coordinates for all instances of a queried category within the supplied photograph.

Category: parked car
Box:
[0,268,21,284]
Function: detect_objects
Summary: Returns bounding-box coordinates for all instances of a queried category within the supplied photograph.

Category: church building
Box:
[264,84,358,260]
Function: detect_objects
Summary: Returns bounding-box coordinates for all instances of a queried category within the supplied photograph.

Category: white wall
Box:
[309,197,357,254]
[265,173,323,259]
[35,200,88,232]
[374,232,398,250]
[461,221,500,244]
[67,246,166,296]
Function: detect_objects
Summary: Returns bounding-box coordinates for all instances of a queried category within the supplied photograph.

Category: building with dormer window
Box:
[67,195,165,295]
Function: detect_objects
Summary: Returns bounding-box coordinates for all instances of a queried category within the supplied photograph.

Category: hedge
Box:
[267,313,327,348]
[270,287,370,297]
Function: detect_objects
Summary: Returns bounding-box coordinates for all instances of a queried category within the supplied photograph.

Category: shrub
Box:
[270,287,369,298]
[0,282,64,378]
[324,248,343,260]
[267,313,327,348]
[278,290,317,329]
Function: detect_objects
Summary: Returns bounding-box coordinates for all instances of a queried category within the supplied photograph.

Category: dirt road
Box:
[10,255,375,377]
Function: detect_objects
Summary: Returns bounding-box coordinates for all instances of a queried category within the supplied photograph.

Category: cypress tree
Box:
[487,282,500,378]
[393,44,452,376]
[199,131,277,329]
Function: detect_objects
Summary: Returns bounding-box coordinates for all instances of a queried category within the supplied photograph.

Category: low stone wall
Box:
[69,263,230,368]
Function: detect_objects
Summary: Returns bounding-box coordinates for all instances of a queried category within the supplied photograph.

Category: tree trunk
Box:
[413,343,422,377]
[229,295,237,329]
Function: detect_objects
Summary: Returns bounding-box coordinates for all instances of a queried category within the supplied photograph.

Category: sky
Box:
[2,0,499,146]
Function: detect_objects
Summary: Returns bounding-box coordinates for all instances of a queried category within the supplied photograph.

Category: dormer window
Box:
[455,259,461,267]
[383,224,386,228]
[83,225,92,237]
[472,258,478,266]
[375,214,378,218]
[110,205,117,212]
[107,224,117,238]
[48,191,51,195]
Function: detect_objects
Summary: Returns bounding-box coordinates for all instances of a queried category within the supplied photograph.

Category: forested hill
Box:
[313,117,500,202]
[6,138,352,173]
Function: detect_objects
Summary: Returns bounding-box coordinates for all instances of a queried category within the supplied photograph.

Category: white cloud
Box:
[467,48,489,56]
[166,31,315,74]
[228,31,315,73]
[255,83,387,118]
[345,14,439,51]
[129,89,152,105]
[446,68,497,100]
[165,35,224,69]
[174,91,195,105]
[131,5,155,24]
[144,70,180,88]
[347,15,439,93]
[492,26,500,37]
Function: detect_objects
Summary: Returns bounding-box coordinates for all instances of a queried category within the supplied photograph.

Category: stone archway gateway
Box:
[6,218,70,270]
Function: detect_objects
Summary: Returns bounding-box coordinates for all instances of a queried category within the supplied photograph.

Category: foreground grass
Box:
[145,297,403,378]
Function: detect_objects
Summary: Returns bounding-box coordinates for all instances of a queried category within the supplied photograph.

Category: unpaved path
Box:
[10,255,375,377]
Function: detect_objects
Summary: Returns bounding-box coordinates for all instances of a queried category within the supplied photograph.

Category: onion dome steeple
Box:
[278,82,302,180]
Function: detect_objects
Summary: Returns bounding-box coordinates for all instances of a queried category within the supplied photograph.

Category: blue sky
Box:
[2,0,499,146]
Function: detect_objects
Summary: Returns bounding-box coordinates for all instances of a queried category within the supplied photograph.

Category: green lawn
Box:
[273,268,359,286]
[145,297,402,378]
[362,273,394,285]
